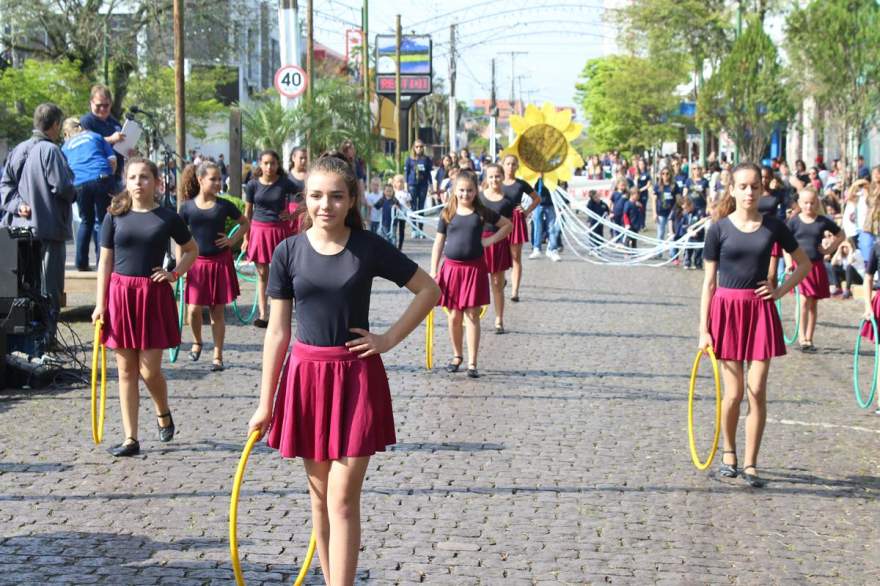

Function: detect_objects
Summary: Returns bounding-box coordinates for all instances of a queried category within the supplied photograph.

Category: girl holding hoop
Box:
[699,162,811,487]
[480,163,515,334]
[93,158,198,457]
[242,150,299,328]
[501,154,539,302]
[247,154,439,585]
[859,240,880,413]
[431,172,512,378]
[785,187,844,351]
[180,162,249,371]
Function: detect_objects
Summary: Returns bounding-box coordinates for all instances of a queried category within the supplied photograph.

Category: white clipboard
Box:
[113,119,142,156]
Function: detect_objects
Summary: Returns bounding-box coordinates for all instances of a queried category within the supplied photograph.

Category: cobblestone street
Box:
[1,239,878,585]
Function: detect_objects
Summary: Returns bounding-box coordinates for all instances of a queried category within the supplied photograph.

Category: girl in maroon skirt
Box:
[287,146,308,234]
[699,162,811,487]
[501,155,540,302]
[431,171,512,378]
[785,187,844,351]
[180,162,250,371]
[859,241,880,413]
[92,158,199,457]
[242,150,299,328]
[247,154,439,585]
[480,163,515,333]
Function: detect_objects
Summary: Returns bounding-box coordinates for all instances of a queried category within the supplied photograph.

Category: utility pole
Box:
[489,58,497,161]
[306,0,314,158]
[505,51,526,144]
[278,0,302,165]
[362,0,370,181]
[733,0,743,165]
[102,20,109,85]
[173,0,185,210]
[395,13,401,171]
[448,24,457,156]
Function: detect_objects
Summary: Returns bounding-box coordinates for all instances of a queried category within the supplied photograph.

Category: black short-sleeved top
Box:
[438,209,502,261]
[288,174,306,202]
[501,179,533,207]
[479,192,515,232]
[181,198,242,257]
[703,215,799,290]
[266,230,418,346]
[244,176,299,223]
[787,215,841,261]
[100,207,192,277]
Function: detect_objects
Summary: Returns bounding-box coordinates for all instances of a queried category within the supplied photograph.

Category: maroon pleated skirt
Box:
[796,260,829,299]
[437,257,490,310]
[185,248,240,306]
[266,342,396,461]
[287,201,307,235]
[103,273,181,350]
[860,294,880,341]
[482,230,512,274]
[510,207,529,245]
[247,219,290,264]
[709,287,786,361]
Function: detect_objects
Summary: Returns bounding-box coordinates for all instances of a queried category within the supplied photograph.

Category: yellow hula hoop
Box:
[90,319,107,445]
[425,310,434,370]
[229,430,317,586]
[687,347,722,471]
[441,306,488,319]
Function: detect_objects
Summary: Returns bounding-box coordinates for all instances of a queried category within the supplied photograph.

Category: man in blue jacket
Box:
[0,103,76,340]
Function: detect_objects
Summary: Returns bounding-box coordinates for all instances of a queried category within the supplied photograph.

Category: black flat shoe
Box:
[446,356,463,373]
[494,324,505,335]
[211,359,224,372]
[253,318,268,329]
[510,295,520,303]
[157,412,175,442]
[189,344,202,362]
[741,465,766,488]
[719,450,738,478]
[108,438,140,457]
[466,365,479,379]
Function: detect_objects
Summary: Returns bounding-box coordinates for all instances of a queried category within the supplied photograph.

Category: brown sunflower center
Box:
[518,124,568,173]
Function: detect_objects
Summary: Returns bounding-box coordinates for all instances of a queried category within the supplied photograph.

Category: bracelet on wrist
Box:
[172,271,179,281]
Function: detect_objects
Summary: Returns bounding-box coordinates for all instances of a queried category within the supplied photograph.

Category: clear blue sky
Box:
[314,0,622,118]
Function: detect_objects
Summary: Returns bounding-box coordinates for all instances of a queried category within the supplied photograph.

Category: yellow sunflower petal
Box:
[501,140,521,163]
[509,115,528,137]
[523,103,543,125]
[555,164,573,182]
[549,107,573,131]
[563,122,583,142]
[564,146,585,169]
[520,166,540,184]
[542,171,559,192]
[541,102,557,124]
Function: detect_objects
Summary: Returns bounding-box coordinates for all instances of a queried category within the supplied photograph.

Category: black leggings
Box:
[396,219,406,250]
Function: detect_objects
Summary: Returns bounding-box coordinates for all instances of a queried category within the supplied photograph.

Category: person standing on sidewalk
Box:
[61,117,116,271]
[404,139,433,238]
[1,103,75,342]
[529,182,562,262]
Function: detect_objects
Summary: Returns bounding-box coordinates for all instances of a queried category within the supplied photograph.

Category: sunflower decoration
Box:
[502,102,584,191]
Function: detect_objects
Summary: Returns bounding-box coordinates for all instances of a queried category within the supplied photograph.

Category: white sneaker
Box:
[547,250,561,262]
[528,250,542,259]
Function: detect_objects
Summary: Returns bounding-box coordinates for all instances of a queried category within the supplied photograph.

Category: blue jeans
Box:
[858,231,875,269]
[75,177,113,268]
[532,204,561,252]
[656,214,670,256]
[408,183,429,231]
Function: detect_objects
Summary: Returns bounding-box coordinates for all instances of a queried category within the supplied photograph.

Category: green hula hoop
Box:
[227,225,259,324]
[775,273,801,346]
[168,278,185,363]
[852,316,879,409]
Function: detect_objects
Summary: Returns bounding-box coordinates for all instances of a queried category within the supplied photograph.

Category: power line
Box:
[424,3,614,35]
[409,0,612,30]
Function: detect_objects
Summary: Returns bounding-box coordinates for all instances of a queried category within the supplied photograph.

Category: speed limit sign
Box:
[274,65,308,98]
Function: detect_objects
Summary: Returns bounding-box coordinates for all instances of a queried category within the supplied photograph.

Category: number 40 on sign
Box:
[274,65,308,99]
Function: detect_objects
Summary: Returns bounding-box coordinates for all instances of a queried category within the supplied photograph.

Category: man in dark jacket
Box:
[0,103,76,339]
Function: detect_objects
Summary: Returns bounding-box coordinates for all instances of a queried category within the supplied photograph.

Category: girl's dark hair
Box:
[254,149,281,180]
[287,146,307,174]
[716,161,762,219]
[442,171,492,223]
[109,157,159,216]
[180,164,200,201]
[298,153,364,231]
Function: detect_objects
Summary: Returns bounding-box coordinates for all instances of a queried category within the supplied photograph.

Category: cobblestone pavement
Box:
[1,239,878,585]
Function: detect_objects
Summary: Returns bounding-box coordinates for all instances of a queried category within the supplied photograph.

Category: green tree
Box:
[241,77,376,159]
[124,65,233,144]
[0,59,92,143]
[786,0,880,180]
[697,17,793,163]
[575,55,686,154]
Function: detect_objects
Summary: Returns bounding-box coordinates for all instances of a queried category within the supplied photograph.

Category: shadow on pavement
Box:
[391,442,504,452]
